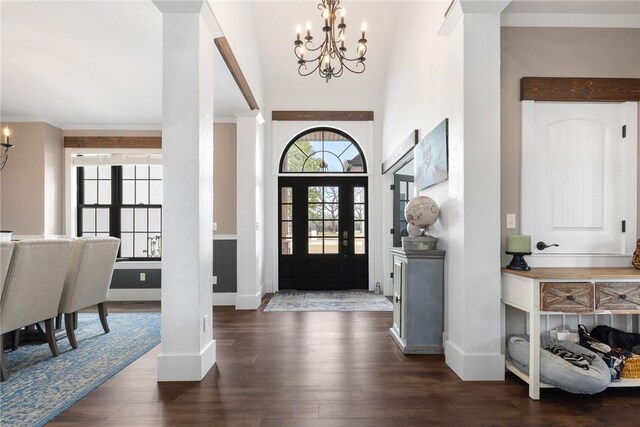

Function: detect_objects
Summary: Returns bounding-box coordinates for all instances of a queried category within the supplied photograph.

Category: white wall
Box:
[382,0,462,330]
[210,0,265,111]
[381,2,503,380]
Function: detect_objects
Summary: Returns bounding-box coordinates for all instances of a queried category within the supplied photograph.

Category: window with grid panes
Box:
[77,165,162,260]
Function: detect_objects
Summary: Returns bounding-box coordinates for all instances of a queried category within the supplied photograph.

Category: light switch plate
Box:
[506,214,516,229]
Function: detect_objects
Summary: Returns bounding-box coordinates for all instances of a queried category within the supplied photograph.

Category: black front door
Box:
[278,176,368,291]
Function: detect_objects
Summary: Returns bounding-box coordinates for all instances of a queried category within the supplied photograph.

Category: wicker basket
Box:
[621,356,640,379]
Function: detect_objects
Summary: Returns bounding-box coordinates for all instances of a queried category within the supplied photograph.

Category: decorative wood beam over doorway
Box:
[63,136,162,149]
[381,130,418,174]
[521,77,640,102]
[272,111,374,121]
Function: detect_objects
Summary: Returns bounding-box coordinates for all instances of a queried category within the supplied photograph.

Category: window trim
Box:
[76,165,162,261]
[279,127,367,174]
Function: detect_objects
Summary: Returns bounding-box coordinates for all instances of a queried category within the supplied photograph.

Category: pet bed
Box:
[508,335,611,394]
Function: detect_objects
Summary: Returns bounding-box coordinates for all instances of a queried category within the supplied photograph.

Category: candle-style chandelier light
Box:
[0,127,13,171]
[294,0,367,82]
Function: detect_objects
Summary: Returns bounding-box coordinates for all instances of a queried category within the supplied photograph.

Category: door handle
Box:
[536,241,559,251]
[342,239,348,247]
[343,231,348,239]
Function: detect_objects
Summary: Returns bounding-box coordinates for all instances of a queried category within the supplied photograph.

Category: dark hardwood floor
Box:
[52,296,640,426]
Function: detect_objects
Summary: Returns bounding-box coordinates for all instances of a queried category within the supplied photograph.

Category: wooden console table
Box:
[501,267,640,400]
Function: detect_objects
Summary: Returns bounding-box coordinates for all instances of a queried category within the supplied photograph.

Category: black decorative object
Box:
[294,0,367,82]
[536,241,559,251]
[506,251,531,271]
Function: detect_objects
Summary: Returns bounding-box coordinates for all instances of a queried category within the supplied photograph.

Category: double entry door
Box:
[278,176,368,291]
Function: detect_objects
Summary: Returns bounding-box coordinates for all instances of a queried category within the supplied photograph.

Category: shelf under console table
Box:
[501,267,640,400]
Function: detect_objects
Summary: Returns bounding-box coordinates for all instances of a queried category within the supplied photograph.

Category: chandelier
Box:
[0,127,13,171]
[294,0,367,82]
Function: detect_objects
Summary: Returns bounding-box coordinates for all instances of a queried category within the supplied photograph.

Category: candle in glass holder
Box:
[506,234,531,253]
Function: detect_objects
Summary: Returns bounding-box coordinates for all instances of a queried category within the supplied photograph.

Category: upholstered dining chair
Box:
[1,241,18,351]
[0,239,73,381]
[58,237,120,349]
[0,241,14,294]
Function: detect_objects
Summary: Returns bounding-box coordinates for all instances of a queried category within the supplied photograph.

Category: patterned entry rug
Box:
[0,312,160,427]
[264,290,393,312]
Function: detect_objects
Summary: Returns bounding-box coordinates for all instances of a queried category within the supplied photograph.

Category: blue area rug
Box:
[264,290,393,312]
[0,312,160,427]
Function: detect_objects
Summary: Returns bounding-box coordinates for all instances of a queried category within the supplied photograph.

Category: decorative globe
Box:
[404,196,440,228]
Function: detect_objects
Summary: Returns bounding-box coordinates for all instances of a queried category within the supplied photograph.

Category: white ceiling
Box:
[1,1,637,128]
[248,1,399,107]
[503,1,640,15]
[0,0,247,128]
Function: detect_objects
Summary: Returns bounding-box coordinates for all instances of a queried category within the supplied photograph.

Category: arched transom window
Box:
[280,128,366,173]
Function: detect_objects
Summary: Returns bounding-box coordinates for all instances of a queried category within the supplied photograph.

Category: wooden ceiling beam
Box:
[214,36,259,111]
[272,111,374,121]
[63,136,161,149]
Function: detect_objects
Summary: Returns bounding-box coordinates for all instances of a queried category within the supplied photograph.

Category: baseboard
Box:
[235,291,261,310]
[157,339,216,381]
[264,281,273,293]
[444,339,505,381]
[108,288,161,301]
[212,292,236,306]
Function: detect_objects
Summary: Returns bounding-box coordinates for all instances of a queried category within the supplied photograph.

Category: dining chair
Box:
[0,241,14,295]
[0,241,18,351]
[58,237,120,349]
[0,239,73,381]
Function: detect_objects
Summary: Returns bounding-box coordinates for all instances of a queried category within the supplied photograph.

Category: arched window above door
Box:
[280,128,367,173]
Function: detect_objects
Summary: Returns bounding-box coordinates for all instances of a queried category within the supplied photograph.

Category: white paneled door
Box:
[522,102,636,260]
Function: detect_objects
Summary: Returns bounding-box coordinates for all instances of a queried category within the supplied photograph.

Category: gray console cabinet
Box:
[389,248,445,354]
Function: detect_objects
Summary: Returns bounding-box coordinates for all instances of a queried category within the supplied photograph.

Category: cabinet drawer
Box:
[540,282,594,312]
[595,282,640,311]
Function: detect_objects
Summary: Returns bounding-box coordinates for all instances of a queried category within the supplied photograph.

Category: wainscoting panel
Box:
[110,269,161,289]
[109,239,237,294]
[213,239,237,293]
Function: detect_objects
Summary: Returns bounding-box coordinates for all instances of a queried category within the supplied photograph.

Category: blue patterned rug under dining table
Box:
[0,312,160,427]
[264,290,393,312]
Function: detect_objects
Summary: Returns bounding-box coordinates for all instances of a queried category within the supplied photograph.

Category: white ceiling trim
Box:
[0,115,62,128]
[63,123,162,131]
[502,13,640,28]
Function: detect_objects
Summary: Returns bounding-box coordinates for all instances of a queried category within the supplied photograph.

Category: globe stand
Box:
[402,235,438,251]
[506,251,531,271]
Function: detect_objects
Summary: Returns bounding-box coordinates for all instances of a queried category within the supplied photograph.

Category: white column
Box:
[235,111,265,310]
[443,10,505,380]
[155,0,216,381]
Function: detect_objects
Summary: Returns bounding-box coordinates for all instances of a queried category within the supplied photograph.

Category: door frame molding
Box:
[521,100,638,267]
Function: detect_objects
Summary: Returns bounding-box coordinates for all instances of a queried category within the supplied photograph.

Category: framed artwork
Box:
[415,118,448,190]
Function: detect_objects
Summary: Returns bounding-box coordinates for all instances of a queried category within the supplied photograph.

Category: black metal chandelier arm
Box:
[303,41,324,53]
[339,60,366,74]
[341,54,366,63]
[298,61,321,77]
